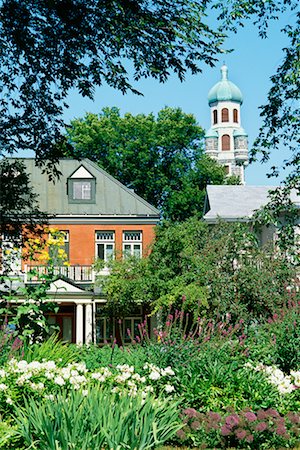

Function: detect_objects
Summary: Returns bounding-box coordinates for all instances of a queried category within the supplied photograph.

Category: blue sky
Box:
[64,11,295,186]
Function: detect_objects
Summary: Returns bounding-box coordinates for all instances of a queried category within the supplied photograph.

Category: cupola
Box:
[208,65,243,106]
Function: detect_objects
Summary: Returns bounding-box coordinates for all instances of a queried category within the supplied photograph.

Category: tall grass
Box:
[21,334,77,366]
[13,388,181,450]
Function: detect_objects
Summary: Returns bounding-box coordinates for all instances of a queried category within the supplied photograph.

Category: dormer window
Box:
[67,165,96,204]
[73,180,91,200]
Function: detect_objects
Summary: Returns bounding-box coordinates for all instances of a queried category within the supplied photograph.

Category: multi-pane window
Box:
[68,177,96,203]
[221,108,229,122]
[123,231,142,258]
[213,110,218,124]
[222,134,231,151]
[123,317,141,343]
[73,180,91,200]
[95,304,142,344]
[233,108,238,123]
[95,231,115,262]
[96,316,114,344]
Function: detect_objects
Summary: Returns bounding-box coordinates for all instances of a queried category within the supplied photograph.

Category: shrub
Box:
[271,301,300,373]
[74,340,149,371]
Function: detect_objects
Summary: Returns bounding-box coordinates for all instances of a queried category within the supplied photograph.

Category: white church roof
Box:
[203,185,300,223]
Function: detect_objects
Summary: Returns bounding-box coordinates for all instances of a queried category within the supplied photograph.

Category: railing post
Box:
[85,303,93,344]
[76,303,84,345]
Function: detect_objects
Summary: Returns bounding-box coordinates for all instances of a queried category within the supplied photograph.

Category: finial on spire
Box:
[221,64,228,81]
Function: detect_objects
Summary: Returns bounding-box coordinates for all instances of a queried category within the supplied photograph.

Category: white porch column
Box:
[76,303,84,345]
[85,303,93,344]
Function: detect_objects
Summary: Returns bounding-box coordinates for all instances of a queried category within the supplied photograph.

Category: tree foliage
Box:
[99,219,298,321]
[0,159,47,249]
[66,107,231,220]
[0,0,226,165]
[0,0,298,176]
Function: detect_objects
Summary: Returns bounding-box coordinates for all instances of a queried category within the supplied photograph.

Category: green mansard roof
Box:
[13,158,160,222]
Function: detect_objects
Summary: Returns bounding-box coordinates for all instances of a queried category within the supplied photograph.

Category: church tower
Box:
[205,65,248,184]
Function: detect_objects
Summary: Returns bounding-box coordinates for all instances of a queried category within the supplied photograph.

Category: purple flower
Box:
[276,426,287,436]
[245,434,254,443]
[225,414,240,428]
[287,412,300,424]
[235,429,247,440]
[266,408,279,418]
[177,429,186,440]
[183,408,198,418]
[257,410,268,420]
[221,425,232,436]
[244,411,257,422]
[255,422,268,432]
[209,412,221,422]
[191,420,201,431]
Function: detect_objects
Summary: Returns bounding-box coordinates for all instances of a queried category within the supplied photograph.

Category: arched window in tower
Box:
[233,108,238,123]
[213,110,218,124]
[221,108,229,122]
[222,134,230,151]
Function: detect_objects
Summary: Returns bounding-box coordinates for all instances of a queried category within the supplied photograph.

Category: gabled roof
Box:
[14,158,160,219]
[203,185,300,223]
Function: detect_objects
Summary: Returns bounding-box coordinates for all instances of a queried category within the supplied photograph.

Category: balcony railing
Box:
[234,149,248,163]
[24,265,95,284]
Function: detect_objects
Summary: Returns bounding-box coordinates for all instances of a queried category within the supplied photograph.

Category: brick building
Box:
[2,158,160,344]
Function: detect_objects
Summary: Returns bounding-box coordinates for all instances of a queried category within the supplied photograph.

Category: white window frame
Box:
[122,316,143,342]
[95,231,115,263]
[72,180,92,200]
[122,231,142,258]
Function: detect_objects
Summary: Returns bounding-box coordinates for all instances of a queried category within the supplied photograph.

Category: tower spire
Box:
[221,64,228,81]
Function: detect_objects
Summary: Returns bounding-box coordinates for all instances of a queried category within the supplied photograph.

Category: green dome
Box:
[205,128,218,138]
[208,65,243,106]
[233,127,248,137]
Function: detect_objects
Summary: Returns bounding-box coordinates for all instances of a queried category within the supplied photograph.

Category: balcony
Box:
[234,149,249,164]
[24,265,95,284]
[205,149,218,160]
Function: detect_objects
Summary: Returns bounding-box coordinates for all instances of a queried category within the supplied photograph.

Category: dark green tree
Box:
[0,0,297,172]
[0,159,48,274]
[0,0,225,165]
[0,159,47,237]
[66,107,230,220]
